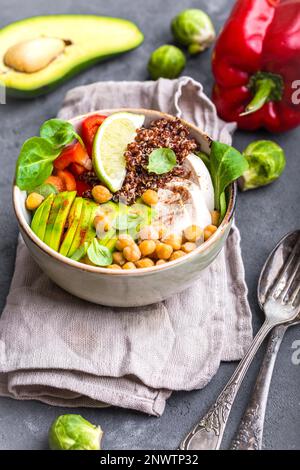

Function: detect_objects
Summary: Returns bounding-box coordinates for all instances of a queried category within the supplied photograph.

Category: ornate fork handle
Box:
[180,320,274,450]
[231,324,287,450]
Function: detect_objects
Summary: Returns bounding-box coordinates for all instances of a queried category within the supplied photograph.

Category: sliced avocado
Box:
[98,228,118,252]
[59,197,83,256]
[96,201,119,248]
[44,192,65,246]
[31,193,54,239]
[103,234,118,253]
[67,199,97,257]
[83,203,99,246]
[69,243,89,262]
[49,191,77,251]
[0,15,143,98]
[101,201,119,223]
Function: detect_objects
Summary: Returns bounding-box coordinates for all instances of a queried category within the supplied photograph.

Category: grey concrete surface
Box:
[0,0,299,451]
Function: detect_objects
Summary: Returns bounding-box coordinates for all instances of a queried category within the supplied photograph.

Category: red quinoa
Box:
[80,118,199,204]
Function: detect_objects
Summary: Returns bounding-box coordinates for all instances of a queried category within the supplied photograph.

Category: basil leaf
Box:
[209,141,249,211]
[16,137,60,191]
[30,183,58,198]
[40,119,80,149]
[147,148,177,175]
[87,239,113,266]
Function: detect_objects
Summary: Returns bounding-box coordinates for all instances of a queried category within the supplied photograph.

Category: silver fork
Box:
[231,231,300,450]
[230,316,300,450]
[180,231,300,450]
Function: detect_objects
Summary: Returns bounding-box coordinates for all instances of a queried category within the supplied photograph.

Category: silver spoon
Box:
[180,230,300,450]
[231,231,300,450]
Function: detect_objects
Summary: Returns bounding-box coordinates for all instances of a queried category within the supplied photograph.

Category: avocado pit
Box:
[4,37,71,73]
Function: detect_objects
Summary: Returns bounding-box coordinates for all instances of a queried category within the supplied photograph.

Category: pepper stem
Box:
[240,72,284,117]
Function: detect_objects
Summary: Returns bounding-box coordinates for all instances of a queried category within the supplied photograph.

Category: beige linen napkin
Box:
[0,77,252,416]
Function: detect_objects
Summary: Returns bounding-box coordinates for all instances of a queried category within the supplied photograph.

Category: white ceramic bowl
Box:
[13,108,236,307]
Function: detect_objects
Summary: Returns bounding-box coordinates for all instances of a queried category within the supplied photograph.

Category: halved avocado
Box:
[59,197,83,256]
[31,193,54,240]
[0,15,144,98]
[49,191,77,251]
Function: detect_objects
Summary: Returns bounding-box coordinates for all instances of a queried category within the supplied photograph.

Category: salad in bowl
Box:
[13,109,247,306]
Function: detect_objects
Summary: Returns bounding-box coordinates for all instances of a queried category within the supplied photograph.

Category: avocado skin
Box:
[59,197,83,256]
[31,193,54,240]
[49,192,77,251]
[1,15,144,98]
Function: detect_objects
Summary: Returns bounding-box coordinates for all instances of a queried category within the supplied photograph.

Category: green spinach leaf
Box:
[16,118,85,191]
[147,148,177,175]
[16,137,61,191]
[87,239,113,266]
[40,119,83,149]
[209,141,249,212]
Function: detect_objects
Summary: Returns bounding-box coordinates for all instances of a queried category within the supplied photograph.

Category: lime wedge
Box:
[92,112,145,193]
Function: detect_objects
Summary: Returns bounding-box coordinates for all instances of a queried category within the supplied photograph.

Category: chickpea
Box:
[138,225,159,241]
[26,192,44,211]
[156,243,173,260]
[184,225,203,242]
[141,189,158,206]
[156,259,167,266]
[170,250,186,261]
[123,243,142,262]
[181,242,197,254]
[139,240,156,257]
[123,262,137,270]
[211,210,220,226]
[204,225,218,241]
[162,233,182,251]
[91,185,112,204]
[112,251,126,266]
[107,264,122,270]
[116,234,135,251]
[135,258,155,269]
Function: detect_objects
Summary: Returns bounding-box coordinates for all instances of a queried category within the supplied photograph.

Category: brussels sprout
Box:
[49,414,103,450]
[171,9,216,55]
[148,45,186,80]
[239,140,286,191]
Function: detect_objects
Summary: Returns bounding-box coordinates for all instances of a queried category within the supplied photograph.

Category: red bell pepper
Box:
[81,114,107,156]
[212,0,300,132]
[54,142,92,171]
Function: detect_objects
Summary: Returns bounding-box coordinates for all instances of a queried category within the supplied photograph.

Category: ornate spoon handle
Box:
[179,320,273,450]
[231,324,287,450]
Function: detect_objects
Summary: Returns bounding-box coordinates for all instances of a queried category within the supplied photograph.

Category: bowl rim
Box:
[13,108,236,277]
